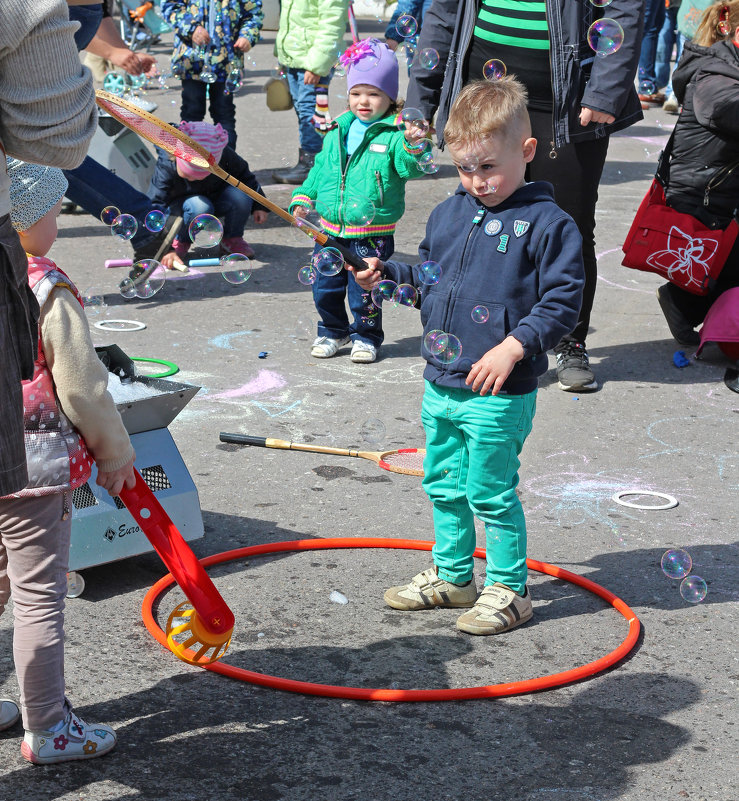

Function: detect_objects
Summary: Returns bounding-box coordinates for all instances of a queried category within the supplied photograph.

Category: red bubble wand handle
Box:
[119,469,234,665]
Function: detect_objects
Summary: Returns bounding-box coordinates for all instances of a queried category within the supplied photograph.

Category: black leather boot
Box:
[271,148,317,184]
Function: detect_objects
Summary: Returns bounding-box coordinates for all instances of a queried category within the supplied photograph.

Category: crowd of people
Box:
[0,0,737,769]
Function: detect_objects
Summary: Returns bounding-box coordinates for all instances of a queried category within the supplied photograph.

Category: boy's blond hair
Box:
[444,78,531,149]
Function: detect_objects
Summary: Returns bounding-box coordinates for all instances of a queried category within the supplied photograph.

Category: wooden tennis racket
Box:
[94,90,369,272]
[220,433,425,477]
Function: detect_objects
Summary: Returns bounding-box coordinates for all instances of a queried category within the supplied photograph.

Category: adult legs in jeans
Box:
[0,494,71,731]
[639,0,668,87]
[68,4,104,51]
[285,69,328,154]
[422,383,536,595]
[528,110,609,346]
[63,157,166,252]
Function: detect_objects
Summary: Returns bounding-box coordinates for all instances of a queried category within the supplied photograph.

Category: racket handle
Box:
[325,238,372,272]
[220,432,267,447]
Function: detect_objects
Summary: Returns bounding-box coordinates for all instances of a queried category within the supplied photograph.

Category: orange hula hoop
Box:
[141,538,641,701]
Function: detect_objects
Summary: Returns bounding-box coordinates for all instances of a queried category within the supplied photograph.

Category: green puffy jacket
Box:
[275,0,349,76]
[289,111,425,238]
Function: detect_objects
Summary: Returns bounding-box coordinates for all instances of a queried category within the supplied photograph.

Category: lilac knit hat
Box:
[341,38,399,101]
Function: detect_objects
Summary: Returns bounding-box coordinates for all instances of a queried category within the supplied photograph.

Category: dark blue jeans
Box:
[638,0,667,86]
[63,157,163,251]
[311,235,394,348]
[68,4,103,51]
[169,185,253,240]
[285,69,330,153]
[180,79,237,149]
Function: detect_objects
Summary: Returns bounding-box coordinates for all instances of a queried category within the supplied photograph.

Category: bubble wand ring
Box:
[94,90,370,272]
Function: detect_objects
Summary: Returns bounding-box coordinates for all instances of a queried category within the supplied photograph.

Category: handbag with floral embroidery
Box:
[622,129,739,296]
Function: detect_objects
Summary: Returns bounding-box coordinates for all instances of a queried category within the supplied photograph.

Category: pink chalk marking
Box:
[208,370,287,400]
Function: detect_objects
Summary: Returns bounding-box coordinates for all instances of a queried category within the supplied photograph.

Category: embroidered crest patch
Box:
[513,220,530,238]
[484,219,503,236]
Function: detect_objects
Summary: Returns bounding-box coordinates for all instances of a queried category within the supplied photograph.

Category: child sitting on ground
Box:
[289,38,428,364]
[352,79,585,633]
[0,158,136,763]
[148,121,269,271]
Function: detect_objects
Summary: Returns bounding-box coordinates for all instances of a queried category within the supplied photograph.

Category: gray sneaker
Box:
[0,699,19,732]
[384,566,477,610]
[456,583,533,635]
[555,341,598,392]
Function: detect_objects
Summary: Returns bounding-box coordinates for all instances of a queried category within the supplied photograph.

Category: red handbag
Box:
[622,130,739,296]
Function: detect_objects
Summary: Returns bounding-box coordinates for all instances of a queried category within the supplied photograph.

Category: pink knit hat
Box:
[341,38,399,101]
[697,287,739,361]
[176,121,229,180]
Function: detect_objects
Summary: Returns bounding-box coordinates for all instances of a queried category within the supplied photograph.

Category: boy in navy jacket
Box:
[352,78,584,634]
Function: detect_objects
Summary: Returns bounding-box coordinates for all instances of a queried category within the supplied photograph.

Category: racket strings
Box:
[96,93,211,168]
[379,450,425,476]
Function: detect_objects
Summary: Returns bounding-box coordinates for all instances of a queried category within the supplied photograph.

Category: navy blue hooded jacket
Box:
[382,181,584,395]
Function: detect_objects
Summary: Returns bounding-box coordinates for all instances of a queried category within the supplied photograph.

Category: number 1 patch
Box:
[497,234,510,253]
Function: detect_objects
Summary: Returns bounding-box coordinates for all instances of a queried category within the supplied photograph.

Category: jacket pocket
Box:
[421,289,508,370]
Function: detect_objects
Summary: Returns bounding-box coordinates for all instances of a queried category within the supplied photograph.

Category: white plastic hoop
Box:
[93,319,147,332]
[611,490,678,510]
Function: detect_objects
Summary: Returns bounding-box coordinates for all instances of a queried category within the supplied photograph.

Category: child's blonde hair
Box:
[444,78,531,149]
[694,0,739,46]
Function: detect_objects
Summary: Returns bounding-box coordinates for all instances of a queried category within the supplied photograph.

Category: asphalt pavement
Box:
[0,21,737,801]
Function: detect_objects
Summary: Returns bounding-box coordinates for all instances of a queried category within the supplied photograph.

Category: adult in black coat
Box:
[405,0,644,393]
[657,0,739,347]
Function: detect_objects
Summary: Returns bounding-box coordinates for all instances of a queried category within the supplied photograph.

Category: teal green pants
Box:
[421,381,537,595]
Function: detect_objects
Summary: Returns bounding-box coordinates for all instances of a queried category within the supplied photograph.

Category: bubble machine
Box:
[67,346,203,598]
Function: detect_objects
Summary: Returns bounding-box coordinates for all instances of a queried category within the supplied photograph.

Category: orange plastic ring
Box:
[141,538,641,701]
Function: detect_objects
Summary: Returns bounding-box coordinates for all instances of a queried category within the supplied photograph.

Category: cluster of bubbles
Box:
[661,548,707,603]
[391,15,440,72]
[196,48,245,95]
[423,330,463,364]
[395,108,440,174]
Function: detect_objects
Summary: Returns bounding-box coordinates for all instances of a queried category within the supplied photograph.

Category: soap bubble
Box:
[396,14,417,38]
[360,417,386,444]
[459,153,479,173]
[298,264,318,285]
[101,205,121,226]
[424,331,462,364]
[679,575,707,603]
[587,19,625,56]
[313,247,344,276]
[418,48,440,70]
[471,305,489,323]
[271,65,286,79]
[220,253,252,285]
[111,214,138,240]
[82,287,106,316]
[333,60,346,78]
[397,107,429,137]
[391,283,418,308]
[144,209,167,232]
[188,213,223,248]
[340,196,375,227]
[483,59,507,81]
[661,548,692,579]
[418,261,442,285]
[370,279,398,308]
[329,590,349,604]
[119,278,138,299]
[589,0,613,5]
[132,260,165,298]
[639,78,657,96]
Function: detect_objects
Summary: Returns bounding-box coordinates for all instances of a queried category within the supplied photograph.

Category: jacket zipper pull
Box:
[549,140,558,160]
[472,207,486,225]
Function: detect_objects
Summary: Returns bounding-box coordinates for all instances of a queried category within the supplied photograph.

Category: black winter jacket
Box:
[148,145,268,214]
[667,40,739,228]
[405,0,644,149]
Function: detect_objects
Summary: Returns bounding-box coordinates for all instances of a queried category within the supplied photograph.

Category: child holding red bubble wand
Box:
[289,38,428,364]
[352,79,584,634]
